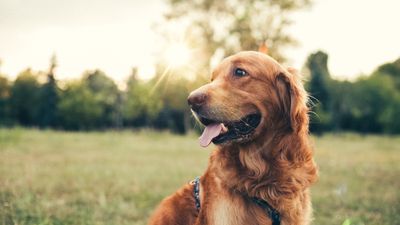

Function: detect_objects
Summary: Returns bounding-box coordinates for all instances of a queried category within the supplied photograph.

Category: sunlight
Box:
[164,42,191,68]
[151,42,196,94]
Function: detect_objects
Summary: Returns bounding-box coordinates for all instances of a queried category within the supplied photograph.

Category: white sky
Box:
[0,0,399,83]
[288,0,400,79]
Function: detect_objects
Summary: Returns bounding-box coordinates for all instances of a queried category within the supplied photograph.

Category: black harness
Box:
[193,177,201,210]
[191,177,281,225]
[251,196,281,225]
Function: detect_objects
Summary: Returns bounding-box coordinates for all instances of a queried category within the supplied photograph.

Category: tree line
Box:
[307,51,400,134]
[0,51,399,134]
[0,59,201,134]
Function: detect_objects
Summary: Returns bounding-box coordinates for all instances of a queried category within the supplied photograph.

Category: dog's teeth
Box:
[221,123,228,133]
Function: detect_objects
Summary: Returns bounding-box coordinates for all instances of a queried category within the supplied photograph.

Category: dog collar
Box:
[191,177,281,225]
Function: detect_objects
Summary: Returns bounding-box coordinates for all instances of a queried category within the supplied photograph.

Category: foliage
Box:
[162,0,311,73]
[305,51,332,133]
[0,53,399,134]
[328,80,355,131]
[305,51,400,134]
[380,96,400,134]
[375,58,400,90]
[346,74,397,133]
[57,81,103,130]
[306,51,331,109]
[148,68,195,134]
[123,69,163,127]
[9,69,41,126]
[83,70,122,128]
[37,57,59,128]
[0,75,11,125]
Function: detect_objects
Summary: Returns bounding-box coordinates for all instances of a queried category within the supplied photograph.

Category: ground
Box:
[0,128,399,225]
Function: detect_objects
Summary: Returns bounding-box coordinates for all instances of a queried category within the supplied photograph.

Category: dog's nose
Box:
[187,91,207,111]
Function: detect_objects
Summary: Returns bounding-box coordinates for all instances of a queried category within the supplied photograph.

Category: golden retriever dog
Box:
[148,51,318,225]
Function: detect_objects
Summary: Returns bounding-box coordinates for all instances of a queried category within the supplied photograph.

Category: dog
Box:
[148,51,318,225]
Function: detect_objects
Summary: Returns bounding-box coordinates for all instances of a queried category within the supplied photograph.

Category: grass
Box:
[0,128,399,225]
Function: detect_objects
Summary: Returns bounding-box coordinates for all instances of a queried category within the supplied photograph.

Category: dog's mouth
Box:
[197,113,262,147]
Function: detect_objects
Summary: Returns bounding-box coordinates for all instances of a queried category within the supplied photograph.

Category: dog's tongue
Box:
[199,123,223,147]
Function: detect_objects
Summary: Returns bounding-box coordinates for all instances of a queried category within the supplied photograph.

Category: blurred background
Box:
[0,0,399,225]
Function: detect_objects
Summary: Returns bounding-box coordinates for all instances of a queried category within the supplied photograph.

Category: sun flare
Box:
[164,42,191,68]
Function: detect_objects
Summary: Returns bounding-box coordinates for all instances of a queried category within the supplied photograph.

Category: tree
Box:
[156,77,191,133]
[123,68,163,127]
[306,51,331,109]
[10,69,41,126]
[37,55,59,128]
[328,80,355,131]
[375,57,400,90]
[379,94,400,134]
[146,64,197,134]
[57,70,120,130]
[0,75,11,125]
[163,0,311,69]
[348,74,397,133]
[82,70,121,128]
[373,58,400,133]
[305,51,332,133]
[57,81,103,130]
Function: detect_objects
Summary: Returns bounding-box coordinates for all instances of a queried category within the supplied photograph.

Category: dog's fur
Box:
[148,51,318,225]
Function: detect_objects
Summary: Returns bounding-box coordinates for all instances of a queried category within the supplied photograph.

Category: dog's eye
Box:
[234,68,247,77]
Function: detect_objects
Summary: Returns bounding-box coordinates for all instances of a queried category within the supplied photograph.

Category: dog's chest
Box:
[210,197,245,225]
[209,195,270,225]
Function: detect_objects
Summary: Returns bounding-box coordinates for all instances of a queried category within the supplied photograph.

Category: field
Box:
[0,128,399,225]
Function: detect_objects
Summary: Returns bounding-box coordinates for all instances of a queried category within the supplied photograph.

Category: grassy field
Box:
[0,128,399,225]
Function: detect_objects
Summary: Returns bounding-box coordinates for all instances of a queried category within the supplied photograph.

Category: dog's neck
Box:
[209,132,317,208]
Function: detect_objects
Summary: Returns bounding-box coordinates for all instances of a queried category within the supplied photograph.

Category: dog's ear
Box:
[276,74,291,126]
[275,68,308,133]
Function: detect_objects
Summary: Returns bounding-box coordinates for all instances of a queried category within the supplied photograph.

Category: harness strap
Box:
[191,177,281,225]
[251,197,281,225]
[192,176,201,211]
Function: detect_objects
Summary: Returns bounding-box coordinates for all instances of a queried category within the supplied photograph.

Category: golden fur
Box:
[148,51,318,225]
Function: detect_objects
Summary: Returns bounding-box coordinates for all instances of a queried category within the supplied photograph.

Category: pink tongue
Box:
[199,123,223,147]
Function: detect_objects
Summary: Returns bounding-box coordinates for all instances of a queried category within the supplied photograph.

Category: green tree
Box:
[37,55,59,128]
[306,51,331,109]
[0,75,11,125]
[315,56,400,134]
[348,74,397,133]
[82,70,121,128]
[374,57,400,90]
[328,80,354,131]
[150,66,195,133]
[57,81,103,130]
[379,94,400,134]
[123,68,163,127]
[373,58,400,133]
[305,51,332,133]
[10,69,41,126]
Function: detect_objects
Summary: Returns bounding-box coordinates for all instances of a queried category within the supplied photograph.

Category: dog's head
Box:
[188,51,309,147]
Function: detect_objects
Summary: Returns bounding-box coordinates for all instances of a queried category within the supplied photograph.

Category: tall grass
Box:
[0,129,399,225]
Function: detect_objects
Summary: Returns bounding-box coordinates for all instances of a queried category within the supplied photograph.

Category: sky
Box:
[0,0,399,83]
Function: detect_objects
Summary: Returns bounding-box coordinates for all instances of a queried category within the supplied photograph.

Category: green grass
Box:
[0,129,399,225]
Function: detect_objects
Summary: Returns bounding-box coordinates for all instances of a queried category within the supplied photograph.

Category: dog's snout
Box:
[187,91,207,110]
